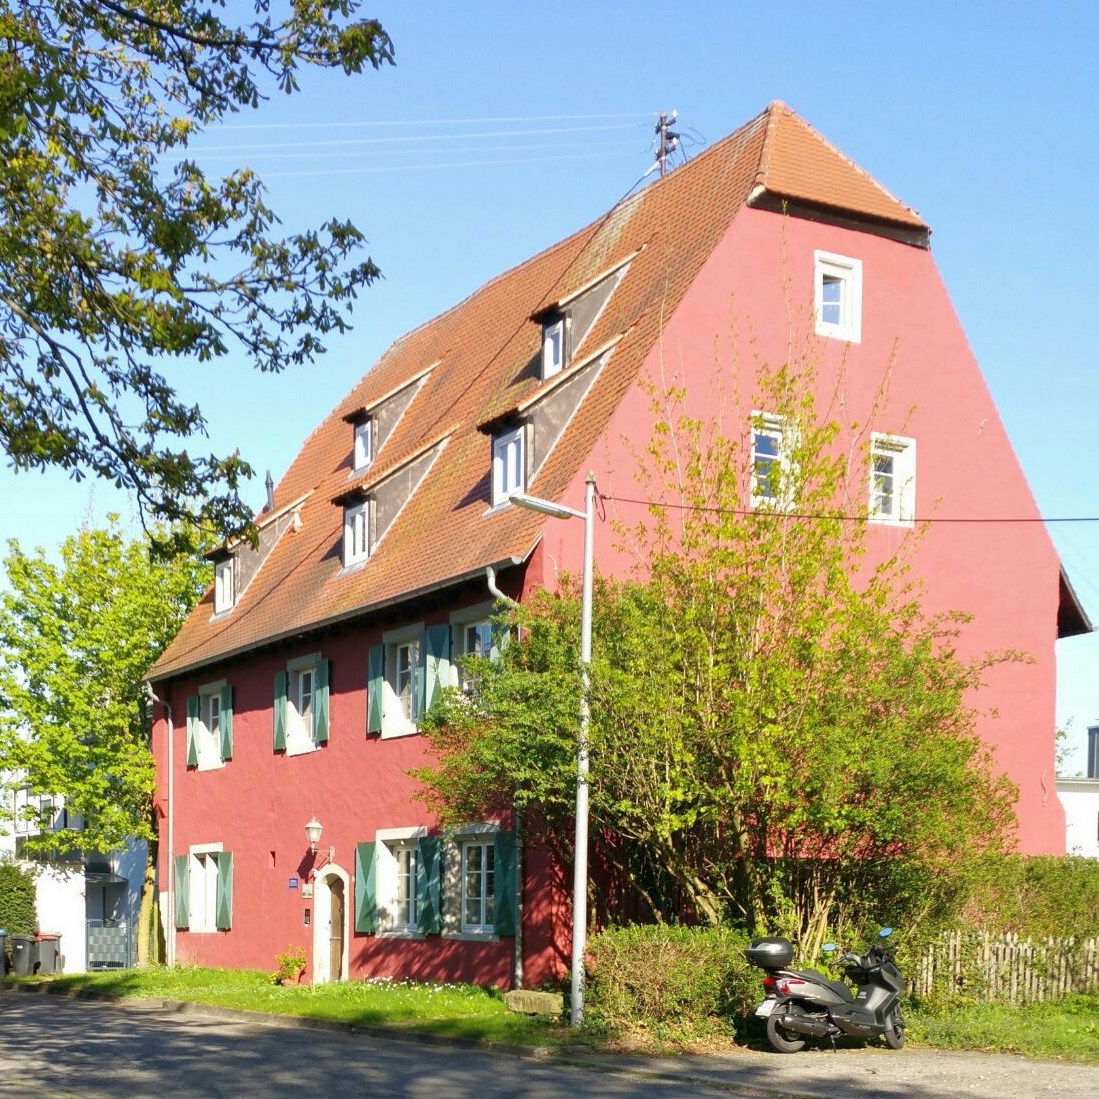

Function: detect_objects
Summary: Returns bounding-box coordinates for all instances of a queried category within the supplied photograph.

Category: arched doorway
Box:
[311,865,349,983]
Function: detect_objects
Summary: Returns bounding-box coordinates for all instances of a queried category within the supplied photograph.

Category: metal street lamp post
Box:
[509,471,596,1028]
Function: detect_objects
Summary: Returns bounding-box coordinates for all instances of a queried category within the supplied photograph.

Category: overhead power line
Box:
[600,494,1099,526]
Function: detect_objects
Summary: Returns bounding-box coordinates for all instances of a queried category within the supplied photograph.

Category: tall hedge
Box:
[962,855,1099,939]
[585,924,758,1040]
[0,861,36,937]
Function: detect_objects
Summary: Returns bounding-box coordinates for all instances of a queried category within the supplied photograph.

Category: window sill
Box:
[284,738,320,757]
[377,929,425,940]
[442,930,500,943]
[379,724,419,741]
[815,322,860,344]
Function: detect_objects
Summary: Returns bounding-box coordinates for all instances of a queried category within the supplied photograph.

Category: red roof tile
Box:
[151,103,927,681]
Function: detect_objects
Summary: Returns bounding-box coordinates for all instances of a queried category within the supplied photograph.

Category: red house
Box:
[149,103,1089,988]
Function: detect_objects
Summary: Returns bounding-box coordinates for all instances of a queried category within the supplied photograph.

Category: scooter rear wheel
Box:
[766,1006,807,1053]
[883,1009,905,1050]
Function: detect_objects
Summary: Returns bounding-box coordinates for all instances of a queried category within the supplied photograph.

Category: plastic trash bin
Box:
[35,933,61,975]
[10,935,35,976]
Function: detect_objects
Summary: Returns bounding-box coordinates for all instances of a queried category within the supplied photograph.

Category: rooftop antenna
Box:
[654,110,680,178]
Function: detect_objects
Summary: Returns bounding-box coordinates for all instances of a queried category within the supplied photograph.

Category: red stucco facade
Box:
[151,105,1077,990]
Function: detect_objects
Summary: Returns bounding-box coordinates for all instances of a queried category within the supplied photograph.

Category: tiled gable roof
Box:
[151,103,925,681]
[750,101,927,230]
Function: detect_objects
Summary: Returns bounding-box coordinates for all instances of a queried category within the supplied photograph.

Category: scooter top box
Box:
[746,937,794,969]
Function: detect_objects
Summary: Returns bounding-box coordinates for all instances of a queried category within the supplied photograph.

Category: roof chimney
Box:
[265,470,275,513]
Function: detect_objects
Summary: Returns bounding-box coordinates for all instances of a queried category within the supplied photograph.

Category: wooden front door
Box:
[329,877,344,981]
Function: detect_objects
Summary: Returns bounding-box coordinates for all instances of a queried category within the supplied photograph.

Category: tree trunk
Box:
[135,801,160,965]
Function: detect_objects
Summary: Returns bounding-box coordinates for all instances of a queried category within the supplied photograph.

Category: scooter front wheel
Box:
[883,1009,905,1050]
[766,1005,807,1053]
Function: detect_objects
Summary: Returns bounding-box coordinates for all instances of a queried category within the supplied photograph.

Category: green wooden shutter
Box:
[185,695,199,768]
[215,851,233,930]
[416,835,442,935]
[219,685,233,760]
[422,624,451,714]
[173,854,190,930]
[273,671,288,751]
[493,831,518,936]
[314,658,330,744]
[367,643,384,735]
[354,841,377,933]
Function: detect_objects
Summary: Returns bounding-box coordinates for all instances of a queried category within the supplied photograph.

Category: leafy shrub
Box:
[0,859,36,937]
[585,924,757,1040]
[962,855,1099,938]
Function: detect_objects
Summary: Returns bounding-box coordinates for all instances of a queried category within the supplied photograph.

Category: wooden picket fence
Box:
[912,930,1099,1004]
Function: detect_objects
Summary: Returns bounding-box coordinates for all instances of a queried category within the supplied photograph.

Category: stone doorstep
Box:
[504,989,564,1016]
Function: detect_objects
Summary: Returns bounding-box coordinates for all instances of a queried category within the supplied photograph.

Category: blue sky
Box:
[2,0,1097,769]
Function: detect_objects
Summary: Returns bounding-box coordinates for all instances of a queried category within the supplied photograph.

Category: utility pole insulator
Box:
[654,110,682,178]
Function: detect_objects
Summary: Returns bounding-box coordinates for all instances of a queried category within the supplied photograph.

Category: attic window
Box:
[353,418,373,471]
[343,500,370,566]
[542,316,566,380]
[492,426,525,505]
[214,558,235,613]
[814,251,862,343]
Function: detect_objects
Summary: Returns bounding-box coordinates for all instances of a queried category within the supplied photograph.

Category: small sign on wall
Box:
[288,876,299,890]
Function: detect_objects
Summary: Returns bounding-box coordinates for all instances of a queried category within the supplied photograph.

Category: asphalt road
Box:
[1,989,1096,1099]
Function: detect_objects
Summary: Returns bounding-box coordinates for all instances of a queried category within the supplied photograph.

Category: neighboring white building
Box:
[1057,778,1099,859]
[1,787,146,972]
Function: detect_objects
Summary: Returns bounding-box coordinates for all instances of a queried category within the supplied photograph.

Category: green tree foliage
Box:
[0,517,209,855]
[0,858,36,935]
[417,361,1019,957]
[0,2,393,540]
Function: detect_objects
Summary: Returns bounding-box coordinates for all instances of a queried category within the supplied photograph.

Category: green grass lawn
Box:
[7,968,1098,1062]
[26,967,573,1046]
[906,995,1099,1064]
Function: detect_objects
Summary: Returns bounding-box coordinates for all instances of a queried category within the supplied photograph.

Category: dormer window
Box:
[542,316,566,380]
[492,426,525,505]
[353,418,373,471]
[214,557,235,613]
[343,499,370,566]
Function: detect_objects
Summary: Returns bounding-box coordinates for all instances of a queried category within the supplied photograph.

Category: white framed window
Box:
[373,826,429,936]
[214,557,235,614]
[869,433,916,526]
[394,842,419,930]
[541,316,566,379]
[12,790,72,835]
[492,426,525,505]
[184,843,231,933]
[196,680,228,771]
[393,639,419,723]
[374,623,424,739]
[190,851,220,933]
[460,838,496,933]
[343,500,370,567]
[282,654,323,755]
[814,250,862,343]
[750,411,793,508]
[451,602,496,691]
[353,418,373,471]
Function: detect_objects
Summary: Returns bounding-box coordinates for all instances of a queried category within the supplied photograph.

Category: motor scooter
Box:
[747,927,906,1053]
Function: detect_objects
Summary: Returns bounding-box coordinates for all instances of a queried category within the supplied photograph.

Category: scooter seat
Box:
[785,968,855,1003]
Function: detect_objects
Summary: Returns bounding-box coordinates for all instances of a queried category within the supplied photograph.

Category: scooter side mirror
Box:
[878,927,893,939]
[822,942,836,953]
